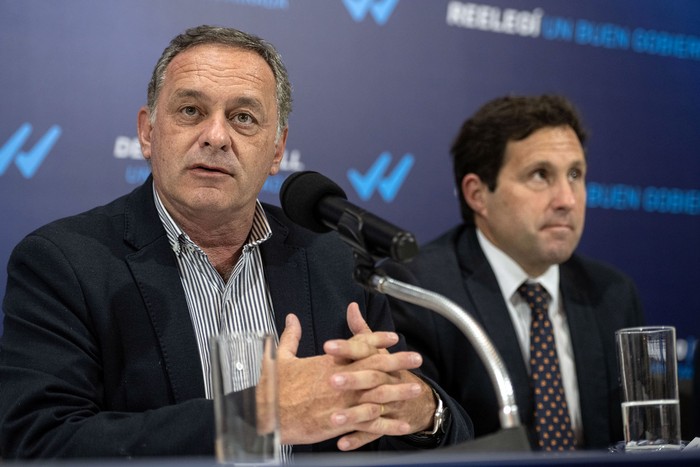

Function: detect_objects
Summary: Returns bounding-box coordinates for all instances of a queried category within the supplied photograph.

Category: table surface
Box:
[2,448,700,467]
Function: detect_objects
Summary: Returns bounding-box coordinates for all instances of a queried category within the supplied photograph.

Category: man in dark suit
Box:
[0,25,471,458]
[390,95,644,451]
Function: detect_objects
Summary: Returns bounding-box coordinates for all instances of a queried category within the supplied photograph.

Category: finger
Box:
[347,329,399,349]
[332,371,423,404]
[346,302,372,336]
[336,418,412,451]
[337,431,383,451]
[324,332,398,360]
[277,313,301,359]
[330,369,401,391]
[356,381,423,405]
[331,351,422,380]
[354,417,413,436]
[330,402,384,429]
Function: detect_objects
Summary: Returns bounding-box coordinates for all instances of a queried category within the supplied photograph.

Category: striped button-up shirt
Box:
[155,188,278,396]
[154,188,291,460]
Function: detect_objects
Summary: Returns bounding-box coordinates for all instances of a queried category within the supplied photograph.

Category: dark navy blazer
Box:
[0,178,471,458]
[389,225,645,450]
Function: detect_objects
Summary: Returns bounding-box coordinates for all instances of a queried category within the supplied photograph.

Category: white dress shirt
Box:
[476,229,583,446]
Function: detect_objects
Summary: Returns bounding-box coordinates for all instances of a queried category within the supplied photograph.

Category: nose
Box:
[199,114,230,152]
[552,177,578,210]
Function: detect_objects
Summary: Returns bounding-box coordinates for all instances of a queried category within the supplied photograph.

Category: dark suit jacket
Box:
[0,179,471,458]
[389,225,645,450]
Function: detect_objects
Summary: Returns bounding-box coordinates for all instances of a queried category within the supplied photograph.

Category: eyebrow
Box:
[522,158,587,172]
[230,95,265,113]
[172,89,207,102]
[172,89,265,112]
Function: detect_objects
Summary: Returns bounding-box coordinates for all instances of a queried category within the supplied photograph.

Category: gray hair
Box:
[146,25,292,138]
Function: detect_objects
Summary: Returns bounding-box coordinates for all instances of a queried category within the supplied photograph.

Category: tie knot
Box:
[518,282,550,314]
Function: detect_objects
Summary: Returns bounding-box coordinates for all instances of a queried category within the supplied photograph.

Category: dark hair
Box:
[146,25,292,138]
[451,94,587,224]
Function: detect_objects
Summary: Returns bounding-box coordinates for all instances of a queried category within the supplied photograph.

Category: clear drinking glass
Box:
[616,326,682,452]
[211,333,280,465]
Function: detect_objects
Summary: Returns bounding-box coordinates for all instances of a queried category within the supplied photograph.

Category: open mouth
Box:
[192,164,227,175]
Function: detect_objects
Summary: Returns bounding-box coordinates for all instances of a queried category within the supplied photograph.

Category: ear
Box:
[137,106,153,161]
[269,126,288,176]
[461,173,488,217]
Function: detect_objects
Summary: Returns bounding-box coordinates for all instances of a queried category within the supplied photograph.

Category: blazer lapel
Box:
[561,265,610,446]
[457,229,533,427]
[123,180,205,402]
[260,209,318,359]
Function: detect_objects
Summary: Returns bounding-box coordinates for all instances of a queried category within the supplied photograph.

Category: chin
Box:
[548,249,576,265]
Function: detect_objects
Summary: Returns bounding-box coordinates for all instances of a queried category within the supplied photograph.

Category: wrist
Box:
[404,385,448,445]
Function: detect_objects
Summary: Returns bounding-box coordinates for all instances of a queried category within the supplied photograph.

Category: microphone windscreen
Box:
[279,171,347,233]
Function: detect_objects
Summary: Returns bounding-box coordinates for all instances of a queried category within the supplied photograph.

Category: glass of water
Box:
[211,333,280,465]
[615,326,682,452]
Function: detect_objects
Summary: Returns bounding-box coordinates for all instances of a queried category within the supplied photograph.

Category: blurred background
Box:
[1,0,698,436]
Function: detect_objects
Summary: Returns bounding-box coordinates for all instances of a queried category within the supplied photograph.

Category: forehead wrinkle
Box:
[180,44,272,84]
[163,45,278,126]
[508,133,584,167]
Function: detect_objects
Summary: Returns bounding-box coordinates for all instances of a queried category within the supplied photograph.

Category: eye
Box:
[233,113,254,124]
[181,106,199,117]
[568,168,584,181]
[532,168,548,181]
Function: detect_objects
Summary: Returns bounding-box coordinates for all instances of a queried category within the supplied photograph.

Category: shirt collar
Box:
[476,228,559,300]
[152,183,272,257]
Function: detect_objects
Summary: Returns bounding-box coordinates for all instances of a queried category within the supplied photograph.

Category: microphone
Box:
[279,171,418,262]
[280,172,528,451]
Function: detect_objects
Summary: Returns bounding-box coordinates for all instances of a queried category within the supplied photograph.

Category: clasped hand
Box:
[277,303,435,450]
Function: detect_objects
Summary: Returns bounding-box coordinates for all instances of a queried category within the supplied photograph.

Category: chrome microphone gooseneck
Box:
[367,273,520,430]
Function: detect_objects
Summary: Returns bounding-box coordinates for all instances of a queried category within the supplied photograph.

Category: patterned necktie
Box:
[518,282,576,451]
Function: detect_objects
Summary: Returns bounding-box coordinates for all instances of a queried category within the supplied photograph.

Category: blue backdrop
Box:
[1,0,699,369]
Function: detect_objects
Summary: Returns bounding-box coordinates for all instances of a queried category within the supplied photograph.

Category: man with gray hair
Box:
[0,25,471,458]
